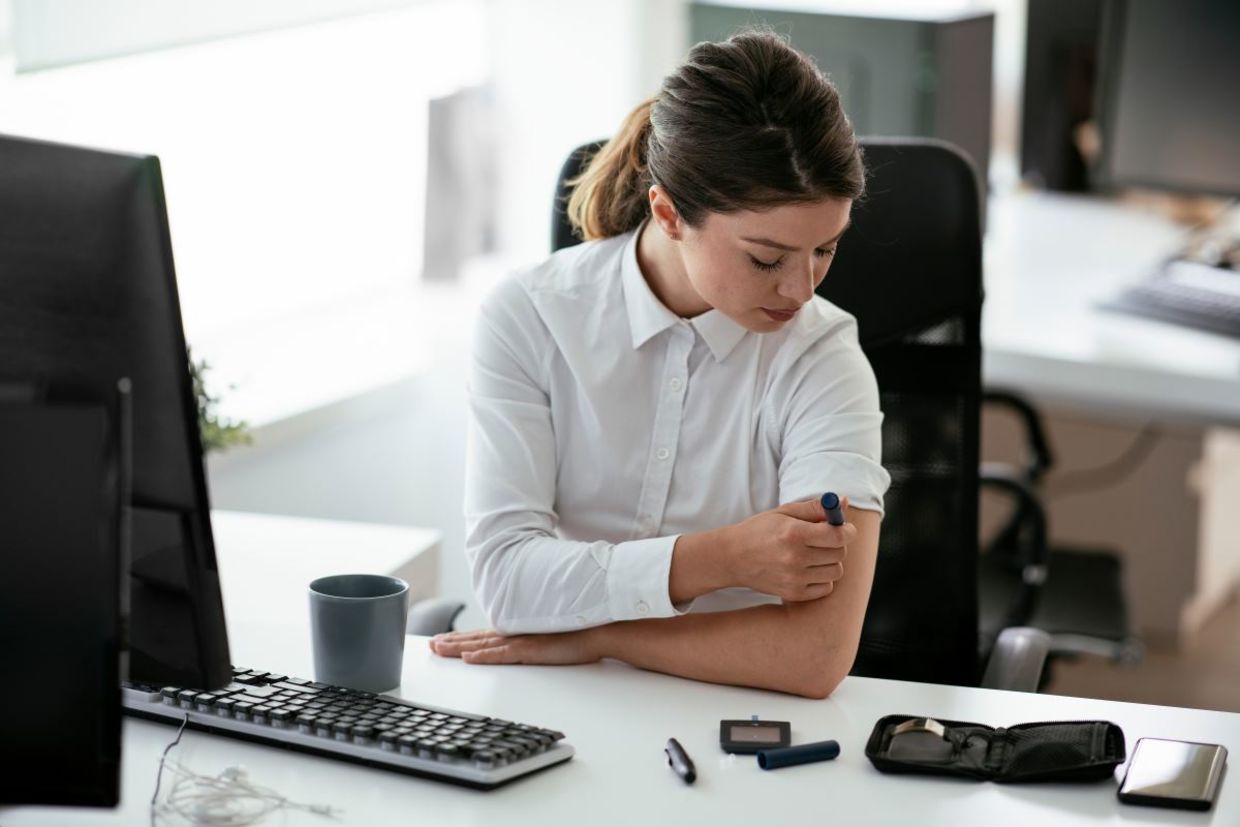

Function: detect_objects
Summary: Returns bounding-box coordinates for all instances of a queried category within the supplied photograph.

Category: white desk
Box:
[5,625,1238,826]
[208,510,440,655]
[983,190,1240,427]
[5,500,1239,827]
[982,190,1240,643]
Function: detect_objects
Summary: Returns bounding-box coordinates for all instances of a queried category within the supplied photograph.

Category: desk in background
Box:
[208,510,440,661]
[4,514,1239,826]
[982,190,1240,644]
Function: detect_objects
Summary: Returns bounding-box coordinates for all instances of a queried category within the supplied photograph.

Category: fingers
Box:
[785,581,835,602]
[799,520,857,550]
[802,545,847,568]
[462,645,517,665]
[429,630,531,665]
[807,561,845,583]
[429,630,510,658]
[774,496,827,523]
[774,494,854,524]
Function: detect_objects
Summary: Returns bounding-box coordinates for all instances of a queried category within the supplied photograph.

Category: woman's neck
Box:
[635,220,711,318]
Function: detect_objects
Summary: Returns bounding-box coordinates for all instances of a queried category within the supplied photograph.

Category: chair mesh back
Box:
[550,138,984,687]
[820,140,983,686]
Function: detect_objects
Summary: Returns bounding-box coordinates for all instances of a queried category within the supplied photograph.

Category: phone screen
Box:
[1119,738,1227,809]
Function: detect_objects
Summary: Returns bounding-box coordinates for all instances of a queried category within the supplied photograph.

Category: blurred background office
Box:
[2,0,1237,710]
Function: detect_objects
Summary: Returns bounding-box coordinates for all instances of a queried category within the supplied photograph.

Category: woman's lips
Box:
[762,307,798,322]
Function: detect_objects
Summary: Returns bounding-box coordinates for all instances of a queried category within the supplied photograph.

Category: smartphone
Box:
[1118,737,1227,811]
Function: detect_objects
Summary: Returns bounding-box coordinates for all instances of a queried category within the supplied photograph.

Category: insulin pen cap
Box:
[757,739,841,770]
[820,492,845,526]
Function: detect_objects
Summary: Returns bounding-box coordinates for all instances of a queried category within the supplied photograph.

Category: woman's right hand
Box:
[724,496,855,602]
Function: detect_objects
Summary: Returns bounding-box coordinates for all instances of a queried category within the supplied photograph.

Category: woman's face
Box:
[678,197,852,332]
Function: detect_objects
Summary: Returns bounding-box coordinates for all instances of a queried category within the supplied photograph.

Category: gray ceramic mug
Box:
[308,573,409,693]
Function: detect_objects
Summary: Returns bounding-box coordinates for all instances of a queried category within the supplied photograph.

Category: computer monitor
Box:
[1095,0,1240,197]
[0,133,231,690]
[0,382,128,806]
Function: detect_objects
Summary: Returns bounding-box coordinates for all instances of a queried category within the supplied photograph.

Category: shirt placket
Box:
[631,323,693,539]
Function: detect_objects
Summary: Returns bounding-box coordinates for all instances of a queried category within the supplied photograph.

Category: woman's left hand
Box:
[428,628,603,666]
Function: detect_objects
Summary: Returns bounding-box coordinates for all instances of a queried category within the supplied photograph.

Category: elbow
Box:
[795,649,857,700]
[474,580,521,635]
[796,672,843,700]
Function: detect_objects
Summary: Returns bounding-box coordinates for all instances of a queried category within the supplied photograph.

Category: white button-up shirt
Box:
[465,226,890,634]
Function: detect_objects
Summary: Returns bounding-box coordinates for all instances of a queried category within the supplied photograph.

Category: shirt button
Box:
[576,616,588,627]
[636,601,650,616]
[656,448,670,461]
[669,377,683,392]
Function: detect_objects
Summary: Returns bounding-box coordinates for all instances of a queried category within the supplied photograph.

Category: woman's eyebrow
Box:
[740,222,851,252]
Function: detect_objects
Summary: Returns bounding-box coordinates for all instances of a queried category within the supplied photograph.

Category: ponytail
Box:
[566,31,864,242]
[566,97,655,241]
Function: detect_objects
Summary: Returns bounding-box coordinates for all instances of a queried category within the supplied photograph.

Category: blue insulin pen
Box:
[820,492,846,526]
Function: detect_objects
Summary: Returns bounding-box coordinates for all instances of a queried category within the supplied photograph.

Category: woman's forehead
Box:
[705,198,852,246]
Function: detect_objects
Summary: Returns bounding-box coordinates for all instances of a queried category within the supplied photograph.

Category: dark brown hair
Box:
[567,30,865,240]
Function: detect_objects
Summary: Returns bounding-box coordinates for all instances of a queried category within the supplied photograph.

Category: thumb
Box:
[775,496,827,523]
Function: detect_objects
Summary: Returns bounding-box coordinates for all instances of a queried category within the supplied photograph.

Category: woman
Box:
[430,30,890,699]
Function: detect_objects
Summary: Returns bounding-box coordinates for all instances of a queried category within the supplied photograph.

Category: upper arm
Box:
[465,281,559,566]
[785,504,881,696]
[775,322,891,516]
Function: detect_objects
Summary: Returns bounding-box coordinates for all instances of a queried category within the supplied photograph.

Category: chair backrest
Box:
[550,138,984,687]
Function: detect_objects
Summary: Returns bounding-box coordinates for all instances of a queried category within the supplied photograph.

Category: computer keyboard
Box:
[122,667,573,789]
[1103,259,1240,338]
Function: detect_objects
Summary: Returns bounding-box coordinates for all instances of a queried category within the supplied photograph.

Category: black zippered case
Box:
[865,715,1126,783]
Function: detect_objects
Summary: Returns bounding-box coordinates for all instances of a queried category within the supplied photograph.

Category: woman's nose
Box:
[778,261,816,303]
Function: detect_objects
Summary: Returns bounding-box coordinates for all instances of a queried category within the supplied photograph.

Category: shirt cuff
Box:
[606,535,690,621]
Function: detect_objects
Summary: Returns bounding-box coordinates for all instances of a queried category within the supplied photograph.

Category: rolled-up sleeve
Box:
[772,317,891,515]
[464,280,685,634]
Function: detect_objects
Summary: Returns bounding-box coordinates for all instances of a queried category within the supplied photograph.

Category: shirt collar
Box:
[620,224,749,362]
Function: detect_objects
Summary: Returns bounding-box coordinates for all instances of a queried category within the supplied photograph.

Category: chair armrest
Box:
[981,626,1051,692]
[979,465,1049,583]
[982,388,1054,481]
[406,597,466,636]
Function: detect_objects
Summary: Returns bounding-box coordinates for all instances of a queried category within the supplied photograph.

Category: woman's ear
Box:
[648,185,683,241]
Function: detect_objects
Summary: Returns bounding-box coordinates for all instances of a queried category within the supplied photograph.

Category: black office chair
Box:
[978,392,1143,673]
[544,137,1048,691]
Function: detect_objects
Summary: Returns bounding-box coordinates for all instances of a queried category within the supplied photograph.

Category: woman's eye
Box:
[815,247,836,259]
[749,255,784,272]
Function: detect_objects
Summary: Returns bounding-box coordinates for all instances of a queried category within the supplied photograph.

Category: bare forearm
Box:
[668,526,736,604]
[595,508,881,698]
[588,602,848,699]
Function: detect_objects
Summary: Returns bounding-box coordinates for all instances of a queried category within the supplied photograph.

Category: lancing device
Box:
[665,738,696,785]
[821,492,846,526]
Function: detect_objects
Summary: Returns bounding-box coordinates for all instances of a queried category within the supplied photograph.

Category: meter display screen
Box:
[729,725,783,743]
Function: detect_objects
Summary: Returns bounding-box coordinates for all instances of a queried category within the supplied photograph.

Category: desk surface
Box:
[209,509,441,651]
[6,622,1239,826]
[983,190,1240,426]
[6,511,1240,827]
